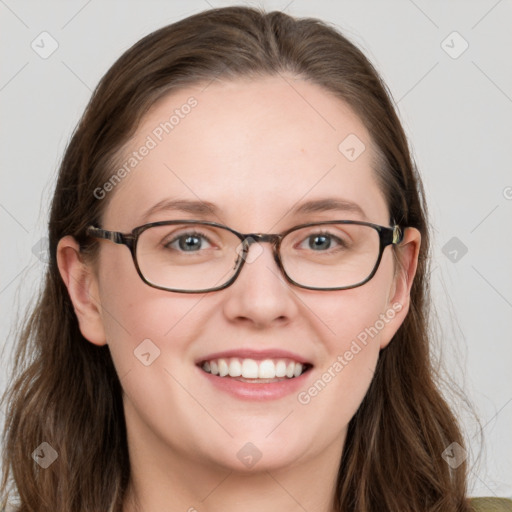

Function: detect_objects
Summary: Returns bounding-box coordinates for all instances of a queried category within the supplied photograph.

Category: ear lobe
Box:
[379,227,422,349]
[56,235,107,346]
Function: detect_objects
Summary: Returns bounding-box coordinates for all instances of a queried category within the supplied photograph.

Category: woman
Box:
[1,6,510,512]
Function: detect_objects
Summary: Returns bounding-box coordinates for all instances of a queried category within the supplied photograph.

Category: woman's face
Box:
[59,76,419,476]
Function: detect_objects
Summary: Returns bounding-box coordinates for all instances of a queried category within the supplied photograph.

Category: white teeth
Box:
[258,359,275,379]
[228,359,242,377]
[201,357,308,380]
[275,360,287,377]
[241,359,259,379]
[218,359,229,377]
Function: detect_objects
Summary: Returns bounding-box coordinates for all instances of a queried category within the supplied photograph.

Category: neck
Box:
[124,460,340,512]
[122,419,344,512]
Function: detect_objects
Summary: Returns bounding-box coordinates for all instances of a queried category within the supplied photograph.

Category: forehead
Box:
[103,75,388,230]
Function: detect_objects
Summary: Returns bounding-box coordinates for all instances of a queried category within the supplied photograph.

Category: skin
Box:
[57,75,420,512]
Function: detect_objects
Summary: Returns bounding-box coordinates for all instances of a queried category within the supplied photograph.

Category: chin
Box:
[193,431,311,474]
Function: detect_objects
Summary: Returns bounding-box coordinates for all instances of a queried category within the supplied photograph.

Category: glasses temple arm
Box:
[86,226,134,246]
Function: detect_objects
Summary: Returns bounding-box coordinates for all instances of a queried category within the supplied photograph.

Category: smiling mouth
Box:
[199,357,312,382]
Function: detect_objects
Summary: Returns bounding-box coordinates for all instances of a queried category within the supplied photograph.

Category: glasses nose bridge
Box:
[245,232,281,246]
[241,232,283,266]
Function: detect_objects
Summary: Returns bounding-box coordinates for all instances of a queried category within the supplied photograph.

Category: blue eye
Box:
[308,234,333,250]
[166,232,213,252]
[299,231,346,252]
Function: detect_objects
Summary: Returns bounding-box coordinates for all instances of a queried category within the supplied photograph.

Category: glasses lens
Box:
[136,223,242,291]
[280,223,381,289]
[135,222,381,292]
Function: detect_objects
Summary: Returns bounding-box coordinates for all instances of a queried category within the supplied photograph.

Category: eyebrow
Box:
[139,197,368,223]
[142,198,219,219]
[292,198,367,219]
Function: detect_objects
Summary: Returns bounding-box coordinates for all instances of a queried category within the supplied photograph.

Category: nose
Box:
[221,240,299,328]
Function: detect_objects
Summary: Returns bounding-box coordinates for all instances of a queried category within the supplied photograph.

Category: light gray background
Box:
[1,0,511,499]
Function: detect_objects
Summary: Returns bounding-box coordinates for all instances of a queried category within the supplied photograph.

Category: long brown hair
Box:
[1,6,473,511]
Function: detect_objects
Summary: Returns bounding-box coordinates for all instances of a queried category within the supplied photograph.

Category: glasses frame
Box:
[86,220,404,293]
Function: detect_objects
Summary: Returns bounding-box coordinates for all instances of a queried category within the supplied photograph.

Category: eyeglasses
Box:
[86,220,404,293]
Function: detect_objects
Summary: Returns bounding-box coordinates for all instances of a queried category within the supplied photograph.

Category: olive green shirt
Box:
[470,498,512,511]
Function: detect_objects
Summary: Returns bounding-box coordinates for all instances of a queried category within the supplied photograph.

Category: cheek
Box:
[302,292,383,402]
[311,270,394,357]
[96,274,214,449]
[99,290,206,373]
[291,297,382,461]
[298,260,395,421]
[95,248,207,375]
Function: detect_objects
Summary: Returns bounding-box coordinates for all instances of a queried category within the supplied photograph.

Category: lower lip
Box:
[197,366,312,401]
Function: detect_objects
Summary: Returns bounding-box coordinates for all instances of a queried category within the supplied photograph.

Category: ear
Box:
[56,235,107,346]
[379,227,421,349]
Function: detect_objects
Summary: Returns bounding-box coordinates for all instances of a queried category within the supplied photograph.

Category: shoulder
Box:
[470,497,512,511]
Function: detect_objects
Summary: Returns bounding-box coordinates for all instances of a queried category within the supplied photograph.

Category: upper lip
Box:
[196,349,313,366]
